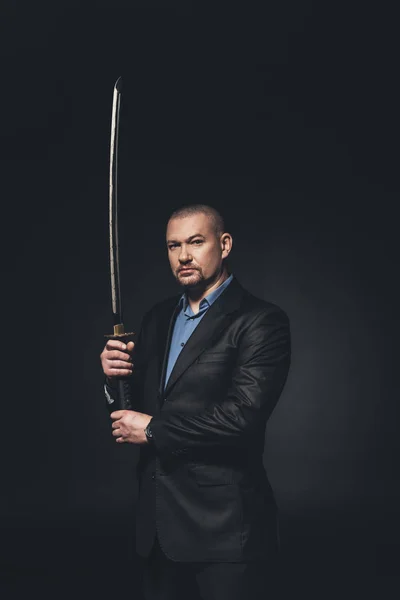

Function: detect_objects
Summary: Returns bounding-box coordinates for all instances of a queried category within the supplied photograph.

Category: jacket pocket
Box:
[188,463,235,486]
[197,351,228,364]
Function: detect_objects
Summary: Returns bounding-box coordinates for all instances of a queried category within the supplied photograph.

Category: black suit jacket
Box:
[106,276,291,562]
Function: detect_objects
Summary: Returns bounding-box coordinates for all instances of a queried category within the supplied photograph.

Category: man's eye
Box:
[192,240,202,245]
[168,244,178,250]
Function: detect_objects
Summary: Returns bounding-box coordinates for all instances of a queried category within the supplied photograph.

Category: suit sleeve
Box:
[150,307,291,452]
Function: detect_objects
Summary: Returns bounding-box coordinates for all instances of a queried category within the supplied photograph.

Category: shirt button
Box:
[181,342,185,347]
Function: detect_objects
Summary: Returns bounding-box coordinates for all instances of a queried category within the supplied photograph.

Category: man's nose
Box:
[179,245,192,263]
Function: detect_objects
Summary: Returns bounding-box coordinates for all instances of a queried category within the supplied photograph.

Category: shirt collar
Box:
[178,274,233,313]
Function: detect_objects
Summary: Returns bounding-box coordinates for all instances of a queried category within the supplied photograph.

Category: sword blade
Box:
[109,76,123,327]
[105,77,134,411]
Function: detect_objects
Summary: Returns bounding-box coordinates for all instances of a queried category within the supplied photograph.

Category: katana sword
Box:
[105,76,134,411]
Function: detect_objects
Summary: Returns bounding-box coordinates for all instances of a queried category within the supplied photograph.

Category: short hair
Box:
[168,204,225,238]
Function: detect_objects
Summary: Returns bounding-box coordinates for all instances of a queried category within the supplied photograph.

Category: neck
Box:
[186,268,230,312]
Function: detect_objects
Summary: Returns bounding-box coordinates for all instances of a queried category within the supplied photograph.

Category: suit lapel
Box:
[157,297,181,398]
[163,277,245,398]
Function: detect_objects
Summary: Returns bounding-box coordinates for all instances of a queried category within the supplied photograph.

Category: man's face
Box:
[166,213,229,288]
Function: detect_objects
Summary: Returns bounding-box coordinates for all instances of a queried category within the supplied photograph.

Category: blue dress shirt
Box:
[164,274,233,389]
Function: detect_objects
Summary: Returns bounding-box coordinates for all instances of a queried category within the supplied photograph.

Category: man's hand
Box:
[110,410,153,444]
[100,340,134,378]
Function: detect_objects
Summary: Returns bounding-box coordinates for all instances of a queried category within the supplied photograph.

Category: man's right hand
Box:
[100,340,135,378]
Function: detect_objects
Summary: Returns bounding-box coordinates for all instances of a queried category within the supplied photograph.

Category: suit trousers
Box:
[138,535,278,600]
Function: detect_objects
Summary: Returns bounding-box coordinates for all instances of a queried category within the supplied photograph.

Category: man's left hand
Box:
[110,410,152,444]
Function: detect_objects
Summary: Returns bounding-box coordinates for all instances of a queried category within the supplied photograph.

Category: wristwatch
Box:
[144,423,154,444]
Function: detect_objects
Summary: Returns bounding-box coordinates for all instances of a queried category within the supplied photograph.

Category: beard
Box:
[175,267,205,288]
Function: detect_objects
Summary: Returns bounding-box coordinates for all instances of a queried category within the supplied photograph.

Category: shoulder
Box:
[233,290,291,354]
[238,286,290,327]
[220,276,289,325]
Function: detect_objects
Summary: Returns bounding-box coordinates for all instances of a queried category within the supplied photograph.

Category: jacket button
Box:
[151,472,155,480]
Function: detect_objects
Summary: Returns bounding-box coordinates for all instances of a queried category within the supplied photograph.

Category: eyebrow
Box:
[166,234,206,244]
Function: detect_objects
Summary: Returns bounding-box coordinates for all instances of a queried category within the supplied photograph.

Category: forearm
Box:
[150,399,253,454]
[150,367,287,453]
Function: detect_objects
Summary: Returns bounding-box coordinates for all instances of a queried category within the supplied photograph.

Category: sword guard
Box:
[104,332,135,341]
[104,323,135,342]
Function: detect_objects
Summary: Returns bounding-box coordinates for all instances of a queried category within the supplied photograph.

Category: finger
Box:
[106,367,133,377]
[110,410,126,420]
[112,428,122,437]
[108,350,132,362]
[107,360,133,370]
[106,340,129,352]
[126,341,135,352]
[104,359,133,370]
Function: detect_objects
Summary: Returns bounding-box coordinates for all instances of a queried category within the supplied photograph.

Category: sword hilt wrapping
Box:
[105,327,135,412]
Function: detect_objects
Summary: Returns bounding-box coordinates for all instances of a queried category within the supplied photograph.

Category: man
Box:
[100,204,291,600]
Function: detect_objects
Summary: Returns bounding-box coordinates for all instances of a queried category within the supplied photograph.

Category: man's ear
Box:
[221,233,233,258]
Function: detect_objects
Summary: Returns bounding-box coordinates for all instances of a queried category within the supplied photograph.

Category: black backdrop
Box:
[1,1,399,598]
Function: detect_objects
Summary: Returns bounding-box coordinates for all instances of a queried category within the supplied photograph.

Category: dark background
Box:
[1,1,399,598]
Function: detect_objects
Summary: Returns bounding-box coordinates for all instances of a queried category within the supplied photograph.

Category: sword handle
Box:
[104,328,135,412]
